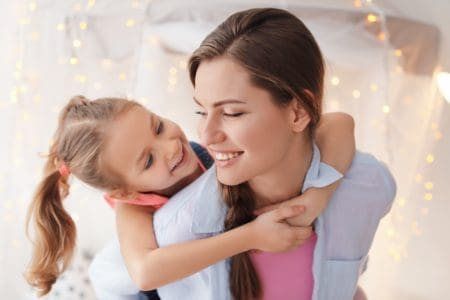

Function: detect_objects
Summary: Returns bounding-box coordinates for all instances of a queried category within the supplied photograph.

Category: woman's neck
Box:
[249,139,313,209]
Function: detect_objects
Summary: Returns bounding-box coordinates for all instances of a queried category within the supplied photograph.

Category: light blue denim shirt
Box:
[89,145,396,300]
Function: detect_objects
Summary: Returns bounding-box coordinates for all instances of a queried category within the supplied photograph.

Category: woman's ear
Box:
[289,97,311,133]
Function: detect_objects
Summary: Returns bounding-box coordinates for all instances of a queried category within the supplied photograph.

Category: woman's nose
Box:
[199,117,225,146]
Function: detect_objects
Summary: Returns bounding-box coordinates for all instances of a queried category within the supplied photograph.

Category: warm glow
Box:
[73,39,81,48]
[80,21,88,30]
[353,0,362,8]
[437,72,450,103]
[331,76,340,86]
[367,14,378,23]
[126,19,136,27]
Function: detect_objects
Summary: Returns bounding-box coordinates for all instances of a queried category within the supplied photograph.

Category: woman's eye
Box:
[223,112,244,117]
[144,154,153,170]
[156,121,163,135]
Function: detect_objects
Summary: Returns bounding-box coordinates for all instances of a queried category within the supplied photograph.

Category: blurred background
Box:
[1,0,449,299]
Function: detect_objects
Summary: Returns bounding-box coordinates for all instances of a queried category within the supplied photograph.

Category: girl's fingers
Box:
[271,205,306,221]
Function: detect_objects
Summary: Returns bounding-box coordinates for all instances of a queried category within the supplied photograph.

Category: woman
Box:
[90,8,395,300]
[156,7,394,300]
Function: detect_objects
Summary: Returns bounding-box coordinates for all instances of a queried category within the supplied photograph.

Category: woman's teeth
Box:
[214,152,242,161]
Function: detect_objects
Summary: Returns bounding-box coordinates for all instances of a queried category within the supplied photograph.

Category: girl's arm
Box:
[256,112,355,226]
[115,202,309,291]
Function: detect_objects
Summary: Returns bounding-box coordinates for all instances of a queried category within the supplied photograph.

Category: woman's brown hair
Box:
[188,8,325,299]
[25,95,139,296]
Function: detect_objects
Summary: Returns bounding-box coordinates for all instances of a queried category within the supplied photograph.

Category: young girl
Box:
[25,95,355,297]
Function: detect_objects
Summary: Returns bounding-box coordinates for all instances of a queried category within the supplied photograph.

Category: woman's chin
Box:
[217,172,245,186]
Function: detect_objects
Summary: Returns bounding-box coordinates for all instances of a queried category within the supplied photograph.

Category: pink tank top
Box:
[250,232,317,300]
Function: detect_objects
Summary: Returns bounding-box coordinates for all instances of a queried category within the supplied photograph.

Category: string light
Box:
[415,174,423,182]
[425,182,433,190]
[18,17,31,25]
[28,2,37,11]
[424,193,433,201]
[73,39,82,48]
[370,83,378,92]
[426,154,434,163]
[125,19,136,27]
[382,105,390,114]
[378,32,386,41]
[394,49,403,57]
[79,21,88,30]
[118,73,127,80]
[69,57,79,65]
[331,76,340,86]
[437,72,450,103]
[353,0,362,8]
[56,23,65,31]
[352,90,361,99]
[367,14,378,23]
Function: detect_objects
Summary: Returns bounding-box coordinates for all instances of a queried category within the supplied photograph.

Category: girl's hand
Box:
[248,205,312,252]
[254,185,337,227]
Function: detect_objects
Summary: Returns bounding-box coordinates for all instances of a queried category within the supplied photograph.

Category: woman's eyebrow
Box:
[193,97,246,107]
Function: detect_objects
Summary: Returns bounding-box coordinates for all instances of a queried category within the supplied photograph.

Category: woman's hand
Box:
[247,205,312,252]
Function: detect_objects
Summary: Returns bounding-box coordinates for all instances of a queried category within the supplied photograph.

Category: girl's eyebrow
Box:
[193,97,246,108]
[135,113,154,167]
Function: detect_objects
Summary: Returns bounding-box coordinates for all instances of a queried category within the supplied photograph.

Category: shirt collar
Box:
[302,144,343,192]
[191,144,343,234]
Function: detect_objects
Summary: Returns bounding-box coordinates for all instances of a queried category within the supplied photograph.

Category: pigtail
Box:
[25,153,76,296]
[25,95,138,296]
[222,183,262,300]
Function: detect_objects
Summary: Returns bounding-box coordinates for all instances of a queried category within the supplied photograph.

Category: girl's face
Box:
[103,105,201,196]
[193,56,304,186]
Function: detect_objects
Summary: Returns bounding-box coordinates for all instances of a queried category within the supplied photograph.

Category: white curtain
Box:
[0,1,447,299]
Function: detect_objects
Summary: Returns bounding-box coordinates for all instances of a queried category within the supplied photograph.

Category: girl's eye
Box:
[195,111,207,117]
[223,112,244,117]
[156,121,164,135]
[144,154,153,170]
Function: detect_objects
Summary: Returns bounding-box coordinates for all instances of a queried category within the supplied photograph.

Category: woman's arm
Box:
[256,112,355,226]
[115,202,309,291]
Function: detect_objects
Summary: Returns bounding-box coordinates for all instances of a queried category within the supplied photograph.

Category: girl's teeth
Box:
[215,152,241,161]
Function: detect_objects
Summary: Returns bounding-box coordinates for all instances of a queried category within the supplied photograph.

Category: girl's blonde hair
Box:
[25,95,140,296]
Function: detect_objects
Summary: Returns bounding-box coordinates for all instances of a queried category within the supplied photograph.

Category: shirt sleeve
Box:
[88,237,144,300]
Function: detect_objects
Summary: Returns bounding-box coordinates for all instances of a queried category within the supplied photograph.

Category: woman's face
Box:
[102,105,201,196]
[193,56,303,186]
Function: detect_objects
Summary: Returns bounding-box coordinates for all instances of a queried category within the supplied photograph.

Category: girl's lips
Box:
[171,144,188,173]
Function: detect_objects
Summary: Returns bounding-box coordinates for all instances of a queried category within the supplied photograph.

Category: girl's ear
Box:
[288,94,312,133]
